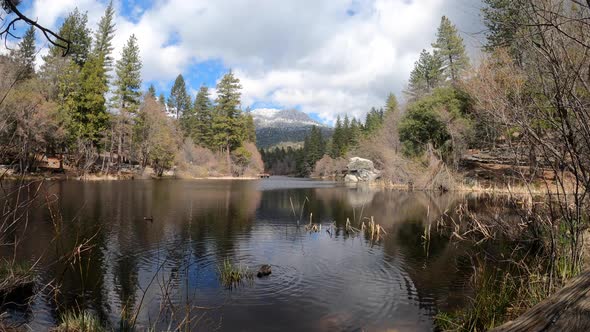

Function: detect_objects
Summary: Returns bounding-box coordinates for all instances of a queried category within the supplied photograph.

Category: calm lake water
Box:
[1,177,492,331]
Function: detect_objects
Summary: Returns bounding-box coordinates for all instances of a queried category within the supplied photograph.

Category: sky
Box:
[19,0,485,124]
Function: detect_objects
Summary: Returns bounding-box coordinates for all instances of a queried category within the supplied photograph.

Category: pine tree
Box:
[407,49,444,98]
[13,25,36,79]
[113,34,142,114]
[169,74,191,119]
[49,8,92,67]
[349,118,360,148]
[331,116,343,158]
[93,1,116,77]
[212,71,243,173]
[147,84,156,98]
[482,0,527,64]
[302,126,325,175]
[78,54,110,144]
[242,107,256,144]
[343,114,351,151]
[193,86,213,147]
[385,93,399,115]
[158,93,166,105]
[432,16,470,82]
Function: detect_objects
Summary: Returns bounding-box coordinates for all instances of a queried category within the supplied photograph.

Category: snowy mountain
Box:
[251,108,332,148]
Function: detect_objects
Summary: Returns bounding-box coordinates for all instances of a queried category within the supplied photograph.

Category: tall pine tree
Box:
[385,93,399,115]
[113,34,142,114]
[13,25,36,79]
[407,49,443,98]
[169,74,191,119]
[193,86,213,147]
[212,70,243,172]
[49,8,92,67]
[93,1,116,77]
[432,16,470,83]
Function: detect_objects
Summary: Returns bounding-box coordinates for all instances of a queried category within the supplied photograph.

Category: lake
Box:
[1,177,491,331]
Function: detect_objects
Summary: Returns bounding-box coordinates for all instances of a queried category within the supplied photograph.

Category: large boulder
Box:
[344,157,381,183]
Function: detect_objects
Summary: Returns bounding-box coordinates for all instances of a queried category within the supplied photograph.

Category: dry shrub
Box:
[312,155,347,178]
[232,142,263,176]
[176,138,221,178]
[352,113,419,185]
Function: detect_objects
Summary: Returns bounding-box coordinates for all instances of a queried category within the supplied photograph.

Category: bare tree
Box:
[0,0,70,54]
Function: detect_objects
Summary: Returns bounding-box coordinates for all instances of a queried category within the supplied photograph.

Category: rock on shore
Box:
[344,157,381,183]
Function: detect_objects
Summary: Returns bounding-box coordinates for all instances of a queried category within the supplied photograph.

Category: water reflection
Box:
[1,178,488,331]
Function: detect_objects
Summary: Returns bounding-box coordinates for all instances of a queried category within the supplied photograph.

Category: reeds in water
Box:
[218,259,254,289]
[0,259,35,296]
[54,310,105,332]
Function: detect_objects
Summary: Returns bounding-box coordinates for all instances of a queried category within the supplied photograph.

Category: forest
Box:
[0,2,260,179]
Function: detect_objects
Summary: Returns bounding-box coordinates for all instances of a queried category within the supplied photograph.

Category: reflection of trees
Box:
[1,180,262,328]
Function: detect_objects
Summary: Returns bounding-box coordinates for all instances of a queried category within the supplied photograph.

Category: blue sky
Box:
[18,0,484,125]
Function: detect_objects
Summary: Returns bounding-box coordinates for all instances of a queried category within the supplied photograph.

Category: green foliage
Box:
[147,84,156,98]
[191,86,213,147]
[113,34,142,114]
[169,74,191,119]
[300,125,326,176]
[399,87,471,156]
[212,71,244,152]
[12,25,36,79]
[77,55,110,145]
[363,107,384,135]
[93,0,116,76]
[218,258,254,289]
[482,0,526,60]
[134,96,178,176]
[261,146,302,175]
[50,8,92,67]
[385,93,399,115]
[407,49,444,98]
[432,16,470,82]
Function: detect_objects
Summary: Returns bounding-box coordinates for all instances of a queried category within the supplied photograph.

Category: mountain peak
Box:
[252,108,331,148]
[251,108,325,129]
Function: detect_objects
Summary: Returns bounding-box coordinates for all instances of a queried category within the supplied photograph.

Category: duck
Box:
[143,216,154,222]
[257,264,272,277]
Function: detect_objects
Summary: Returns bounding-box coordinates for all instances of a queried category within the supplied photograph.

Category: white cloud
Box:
[30,0,483,122]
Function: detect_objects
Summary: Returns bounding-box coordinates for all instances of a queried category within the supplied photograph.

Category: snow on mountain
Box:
[251,108,326,129]
[251,108,332,148]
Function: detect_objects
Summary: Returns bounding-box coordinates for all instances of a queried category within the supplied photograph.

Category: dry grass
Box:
[0,260,35,295]
[53,311,105,332]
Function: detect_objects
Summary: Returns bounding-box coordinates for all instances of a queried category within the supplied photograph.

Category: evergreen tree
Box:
[407,49,443,98]
[13,25,36,79]
[147,84,156,98]
[301,126,325,175]
[113,34,142,114]
[331,115,344,158]
[349,118,360,148]
[169,74,191,119]
[482,0,527,64]
[343,114,351,150]
[385,93,399,115]
[77,54,110,144]
[158,93,166,105]
[242,110,256,144]
[93,0,116,76]
[49,8,92,67]
[212,71,243,172]
[432,16,470,82]
[364,107,384,135]
[193,86,213,147]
